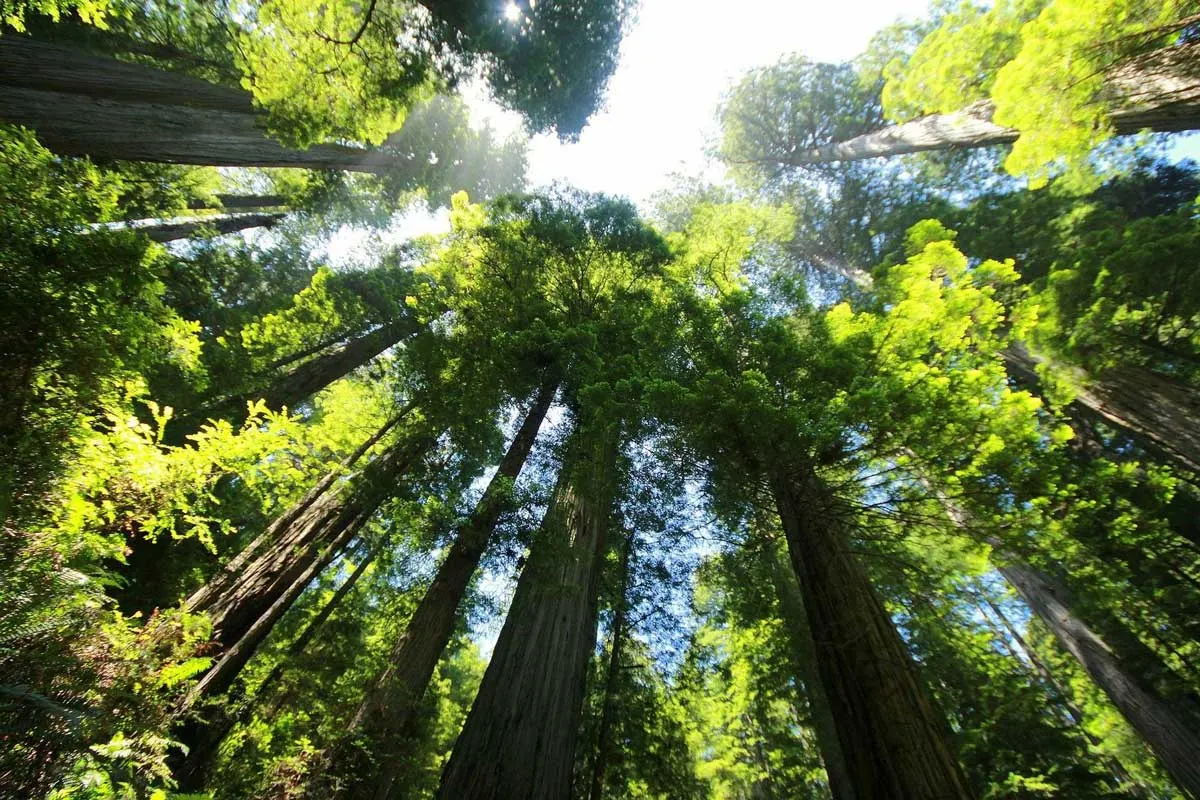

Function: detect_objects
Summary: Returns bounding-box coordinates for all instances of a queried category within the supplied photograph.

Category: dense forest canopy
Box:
[3,0,1200,798]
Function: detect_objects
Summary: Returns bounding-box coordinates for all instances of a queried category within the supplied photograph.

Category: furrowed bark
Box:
[191,431,433,651]
[184,408,411,617]
[437,424,619,800]
[174,536,386,791]
[131,212,286,242]
[768,462,975,799]
[341,379,557,800]
[177,319,420,436]
[769,542,857,800]
[1001,343,1200,477]
[788,42,1200,165]
[0,37,396,171]
[178,503,371,713]
[998,562,1200,799]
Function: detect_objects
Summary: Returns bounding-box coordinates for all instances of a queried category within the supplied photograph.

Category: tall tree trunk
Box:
[786,42,1200,165]
[0,36,396,171]
[998,561,1200,799]
[336,379,557,799]
[177,501,370,714]
[175,535,386,791]
[1001,343,1200,477]
[768,541,858,800]
[176,319,420,437]
[188,430,432,651]
[436,423,620,800]
[587,534,633,800]
[921,467,1200,795]
[184,409,409,617]
[133,212,286,242]
[188,194,289,211]
[767,462,975,800]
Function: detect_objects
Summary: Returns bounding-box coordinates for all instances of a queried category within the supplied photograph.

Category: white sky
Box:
[321,0,931,265]
[480,0,933,205]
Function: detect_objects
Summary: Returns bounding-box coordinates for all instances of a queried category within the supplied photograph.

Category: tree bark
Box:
[1000,343,1200,477]
[187,431,432,651]
[787,42,1200,165]
[0,37,396,172]
[128,212,286,242]
[921,469,1200,795]
[174,535,386,791]
[436,424,620,800]
[177,502,371,713]
[768,462,975,800]
[188,194,289,211]
[338,378,557,800]
[768,542,858,800]
[183,410,409,618]
[173,428,436,746]
[998,561,1200,799]
[178,319,420,437]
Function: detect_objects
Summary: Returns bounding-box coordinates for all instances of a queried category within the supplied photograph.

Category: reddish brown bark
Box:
[436,425,620,800]
[338,379,557,799]
[769,462,975,800]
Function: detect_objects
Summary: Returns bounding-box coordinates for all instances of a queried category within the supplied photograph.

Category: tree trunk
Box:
[177,502,371,713]
[130,212,286,242]
[787,42,1200,165]
[183,408,409,618]
[768,542,857,800]
[188,194,289,211]
[768,462,975,800]
[187,431,432,651]
[974,588,1144,795]
[178,319,420,436]
[998,561,1200,799]
[338,378,557,799]
[587,534,632,800]
[174,535,386,791]
[1001,343,1200,477]
[0,36,395,172]
[436,424,620,800]
[921,469,1200,795]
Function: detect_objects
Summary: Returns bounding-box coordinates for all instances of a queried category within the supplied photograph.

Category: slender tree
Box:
[132,212,286,243]
[337,376,558,799]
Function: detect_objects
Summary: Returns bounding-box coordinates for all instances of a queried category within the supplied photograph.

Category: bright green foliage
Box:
[1,0,109,31]
[883,0,1197,186]
[0,126,202,523]
[881,0,1046,121]
[232,0,436,146]
[1016,194,1200,384]
[675,553,831,800]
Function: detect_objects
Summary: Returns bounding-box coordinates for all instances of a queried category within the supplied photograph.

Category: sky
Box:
[479,0,933,205]
[322,0,933,265]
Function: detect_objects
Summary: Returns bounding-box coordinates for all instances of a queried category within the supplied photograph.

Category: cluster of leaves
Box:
[883,0,1197,185]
